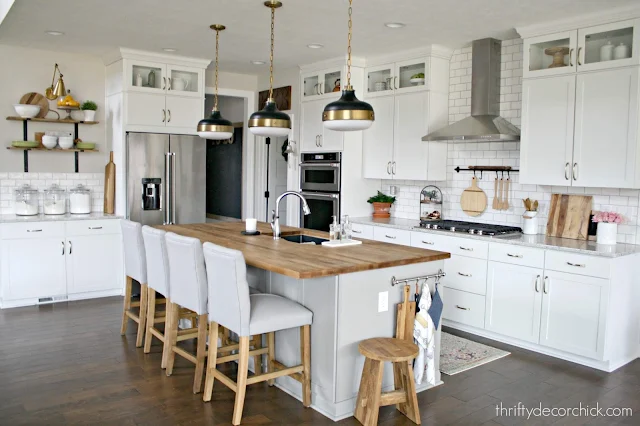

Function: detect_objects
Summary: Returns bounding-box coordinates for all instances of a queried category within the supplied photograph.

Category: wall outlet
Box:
[378,291,389,313]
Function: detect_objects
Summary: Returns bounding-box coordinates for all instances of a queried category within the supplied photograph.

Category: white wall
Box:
[216,95,246,123]
[0,44,108,173]
[207,70,258,92]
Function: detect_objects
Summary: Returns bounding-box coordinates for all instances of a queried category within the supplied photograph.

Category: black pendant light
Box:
[322,0,374,131]
[197,24,234,140]
[249,1,291,138]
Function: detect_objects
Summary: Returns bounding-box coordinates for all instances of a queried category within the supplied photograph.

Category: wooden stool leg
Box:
[135,283,148,347]
[193,314,208,394]
[120,276,133,335]
[203,321,219,402]
[267,332,276,386]
[354,358,384,426]
[143,289,156,353]
[396,361,421,424]
[160,299,172,369]
[165,303,180,376]
[300,325,311,407]
[232,336,250,426]
[252,334,262,374]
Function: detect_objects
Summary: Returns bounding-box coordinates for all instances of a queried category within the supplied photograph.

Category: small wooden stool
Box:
[355,338,421,426]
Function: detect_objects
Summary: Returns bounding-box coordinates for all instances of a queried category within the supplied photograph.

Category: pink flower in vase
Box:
[592,211,624,224]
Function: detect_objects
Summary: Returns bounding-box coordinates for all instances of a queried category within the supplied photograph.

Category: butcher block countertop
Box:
[156,221,450,279]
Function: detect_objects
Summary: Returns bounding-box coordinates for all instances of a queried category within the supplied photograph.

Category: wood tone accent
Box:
[233,336,250,426]
[6,116,99,124]
[354,358,384,425]
[460,176,487,217]
[267,332,276,386]
[156,222,450,280]
[6,146,99,152]
[194,314,208,394]
[104,151,116,214]
[164,303,180,376]
[215,347,269,365]
[203,321,219,402]
[546,194,593,240]
[121,276,134,335]
[143,289,157,353]
[301,324,311,407]
[395,285,416,342]
[359,338,418,362]
[245,365,304,386]
[379,390,407,405]
[19,92,49,118]
[252,334,263,375]
[136,284,148,348]
[271,360,303,383]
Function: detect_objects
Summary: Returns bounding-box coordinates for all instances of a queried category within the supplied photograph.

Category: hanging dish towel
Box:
[413,281,436,386]
[427,282,443,329]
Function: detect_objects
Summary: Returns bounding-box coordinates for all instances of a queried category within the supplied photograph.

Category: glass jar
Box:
[69,184,91,214]
[44,184,67,215]
[14,185,39,216]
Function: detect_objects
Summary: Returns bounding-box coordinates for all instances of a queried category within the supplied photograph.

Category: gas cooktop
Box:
[417,220,522,236]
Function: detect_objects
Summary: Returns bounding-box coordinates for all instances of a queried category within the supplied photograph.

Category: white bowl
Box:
[14,104,40,118]
[42,135,58,149]
[59,136,74,149]
[410,78,425,85]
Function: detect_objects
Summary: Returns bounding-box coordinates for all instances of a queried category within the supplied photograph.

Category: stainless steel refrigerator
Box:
[126,132,206,226]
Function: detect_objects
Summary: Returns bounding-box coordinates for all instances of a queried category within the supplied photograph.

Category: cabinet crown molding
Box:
[516,6,640,38]
[299,55,366,72]
[365,45,453,67]
[103,47,211,68]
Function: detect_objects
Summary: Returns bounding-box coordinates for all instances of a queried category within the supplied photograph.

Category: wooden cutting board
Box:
[546,194,593,240]
[19,92,49,118]
[460,177,487,217]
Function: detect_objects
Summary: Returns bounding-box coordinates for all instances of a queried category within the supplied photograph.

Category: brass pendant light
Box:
[248,1,291,138]
[45,63,66,100]
[322,0,374,131]
[197,24,234,140]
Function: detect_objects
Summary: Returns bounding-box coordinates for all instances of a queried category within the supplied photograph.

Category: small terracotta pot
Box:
[372,202,392,218]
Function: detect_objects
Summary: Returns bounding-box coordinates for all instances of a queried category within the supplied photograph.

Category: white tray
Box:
[321,239,363,248]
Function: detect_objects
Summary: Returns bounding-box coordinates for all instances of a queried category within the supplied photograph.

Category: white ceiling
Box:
[0,0,638,74]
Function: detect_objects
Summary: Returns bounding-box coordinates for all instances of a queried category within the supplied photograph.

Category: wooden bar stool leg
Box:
[193,314,208,394]
[203,321,219,402]
[232,336,250,426]
[396,361,421,424]
[266,332,276,386]
[301,325,311,407]
[165,303,180,376]
[143,289,156,353]
[354,358,384,426]
[252,334,262,374]
[135,283,149,347]
[120,276,133,335]
[160,300,173,369]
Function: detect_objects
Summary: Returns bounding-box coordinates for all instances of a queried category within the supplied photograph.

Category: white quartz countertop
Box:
[0,212,122,223]
[350,217,640,258]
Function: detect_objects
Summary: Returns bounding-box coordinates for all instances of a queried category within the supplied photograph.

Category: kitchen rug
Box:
[440,332,510,375]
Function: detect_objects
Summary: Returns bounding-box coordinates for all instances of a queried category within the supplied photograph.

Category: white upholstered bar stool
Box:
[120,219,150,347]
[202,243,313,426]
[164,232,210,394]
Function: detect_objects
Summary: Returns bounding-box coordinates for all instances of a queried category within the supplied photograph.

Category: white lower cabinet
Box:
[485,262,543,343]
[539,271,608,360]
[442,286,486,329]
[66,234,121,295]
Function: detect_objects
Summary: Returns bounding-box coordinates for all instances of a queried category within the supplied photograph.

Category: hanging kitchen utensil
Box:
[546,194,593,240]
[496,177,503,210]
[460,176,487,216]
[503,178,510,210]
[492,178,499,210]
[414,281,421,313]
[395,284,415,342]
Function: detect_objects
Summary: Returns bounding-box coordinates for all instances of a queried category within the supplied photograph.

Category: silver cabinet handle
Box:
[577,47,583,65]
[573,163,578,181]
[385,234,397,239]
[392,161,397,175]
[456,305,469,311]
[569,48,574,67]
[394,76,398,90]
[319,135,322,147]
[507,253,523,258]
[89,226,103,230]
[543,276,549,294]
[457,272,472,277]
[61,241,65,255]
[167,77,172,90]
[315,135,319,147]
[565,162,570,180]
[387,161,391,175]
[167,109,171,123]
[162,109,166,122]
[459,246,473,251]
[535,275,540,292]
[566,262,586,268]
[162,77,166,90]
[319,83,323,94]
[27,229,42,233]
[315,84,320,95]
[68,240,72,255]
[352,230,362,234]
[421,241,435,245]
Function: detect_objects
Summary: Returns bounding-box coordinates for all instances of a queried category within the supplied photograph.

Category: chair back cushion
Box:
[203,243,251,336]
[141,226,169,297]
[120,219,147,284]
[165,232,208,315]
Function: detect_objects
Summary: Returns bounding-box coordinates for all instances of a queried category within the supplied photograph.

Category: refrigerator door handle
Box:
[170,152,176,224]
[164,152,176,225]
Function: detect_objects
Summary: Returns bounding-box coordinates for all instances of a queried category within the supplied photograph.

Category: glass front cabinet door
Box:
[127,60,168,93]
[524,31,578,78]
[394,58,429,94]
[166,65,203,98]
[366,64,394,98]
[577,19,639,71]
[301,68,343,101]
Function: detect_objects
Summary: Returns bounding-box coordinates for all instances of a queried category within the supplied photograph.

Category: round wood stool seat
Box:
[358,337,418,362]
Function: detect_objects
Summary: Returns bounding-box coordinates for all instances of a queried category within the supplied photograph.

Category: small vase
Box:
[596,222,617,245]
[83,110,96,122]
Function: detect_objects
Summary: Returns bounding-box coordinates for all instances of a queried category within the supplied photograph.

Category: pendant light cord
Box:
[214,28,220,111]
[346,0,352,90]
[269,5,275,100]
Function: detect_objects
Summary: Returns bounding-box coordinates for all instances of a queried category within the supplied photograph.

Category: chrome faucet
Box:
[271,191,311,240]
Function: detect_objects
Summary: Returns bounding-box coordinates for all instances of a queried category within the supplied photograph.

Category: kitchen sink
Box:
[281,234,328,245]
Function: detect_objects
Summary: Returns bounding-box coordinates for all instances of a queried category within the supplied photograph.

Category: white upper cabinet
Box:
[524,31,578,78]
[365,63,395,98]
[166,64,203,98]
[365,58,430,98]
[393,92,432,180]
[301,67,343,102]
[165,96,204,130]
[577,19,640,72]
[300,99,344,153]
[125,59,204,98]
[363,96,395,179]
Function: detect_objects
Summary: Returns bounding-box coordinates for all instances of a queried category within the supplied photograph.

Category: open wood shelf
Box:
[6,116,99,125]
[7,146,98,153]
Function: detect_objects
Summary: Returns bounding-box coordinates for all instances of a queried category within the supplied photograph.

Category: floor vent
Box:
[38,297,53,304]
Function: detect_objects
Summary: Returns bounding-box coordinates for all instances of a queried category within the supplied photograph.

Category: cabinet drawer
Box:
[489,243,545,268]
[442,287,486,329]
[410,231,449,252]
[0,222,66,240]
[447,236,489,260]
[66,220,121,237]
[544,251,610,279]
[443,255,488,295]
[373,227,410,246]
[351,223,373,240]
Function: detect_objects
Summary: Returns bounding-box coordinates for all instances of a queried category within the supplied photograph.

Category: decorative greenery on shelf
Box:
[81,101,98,111]
[422,189,438,201]
[367,191,396,204]
[411,72,425,79]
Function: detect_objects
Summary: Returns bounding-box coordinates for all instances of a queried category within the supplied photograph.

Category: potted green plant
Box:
[81,100,97,122]
[367,191,396,218]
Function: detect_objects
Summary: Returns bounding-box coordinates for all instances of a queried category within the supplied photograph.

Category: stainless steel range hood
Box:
[423,38,520,142]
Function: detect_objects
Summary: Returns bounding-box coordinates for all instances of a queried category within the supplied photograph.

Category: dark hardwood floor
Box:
[0,297,638,425]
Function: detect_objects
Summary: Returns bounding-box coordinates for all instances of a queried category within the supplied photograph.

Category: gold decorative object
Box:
[544,47,570,68]
[45,63,66,100]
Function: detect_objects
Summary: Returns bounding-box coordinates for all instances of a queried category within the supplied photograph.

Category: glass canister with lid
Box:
[69,184,92,214]
[44,184,67,215]
[14,184,39,216]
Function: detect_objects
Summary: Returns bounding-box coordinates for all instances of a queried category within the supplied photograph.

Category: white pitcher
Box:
[171,77,190,91]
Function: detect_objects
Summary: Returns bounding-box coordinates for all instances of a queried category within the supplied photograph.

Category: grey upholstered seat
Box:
[165,232,208,315]
[121,219,147,284]
[202,242,312,337]
[141,226,169,297]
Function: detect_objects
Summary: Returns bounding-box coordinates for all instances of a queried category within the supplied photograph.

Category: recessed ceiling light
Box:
[163,48,178,52]
[307,43,324,49]
[384,22,405,29]
[251,60,266,65]
[45,30,64,36]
